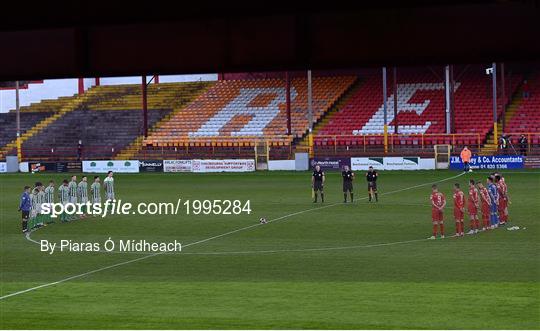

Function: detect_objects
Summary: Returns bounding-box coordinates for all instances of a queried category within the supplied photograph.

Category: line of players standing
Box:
[429,172,510,239]
[311,165,378,203]
[18,171,115,233]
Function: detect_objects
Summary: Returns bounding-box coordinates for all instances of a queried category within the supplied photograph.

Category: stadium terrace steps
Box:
[142,76,356,149]
[86,82,213,111]
[1,81,211,161]
[0,112,53,159]
[19,95,80,113]
[0,90,99,159]
[22,109,171,160]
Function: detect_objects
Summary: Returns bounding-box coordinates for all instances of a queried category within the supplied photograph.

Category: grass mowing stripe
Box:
[1,171,465,301]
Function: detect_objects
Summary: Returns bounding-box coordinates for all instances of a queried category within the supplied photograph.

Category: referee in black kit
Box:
[342,165,355,203]
[366,166,378,202]
[312,164,325,203]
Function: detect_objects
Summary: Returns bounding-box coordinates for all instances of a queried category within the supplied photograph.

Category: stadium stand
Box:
[313,68,523,155]
[22,109,171,160]
[3,70,538,161]
[139,76,356,159]
[0,112,53,149]
[506,73,540,134]
[15,82,211,160]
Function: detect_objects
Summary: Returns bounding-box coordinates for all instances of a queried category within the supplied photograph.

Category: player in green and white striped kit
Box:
[68,175,78,220]
[44,180,55,224]
[58,180,70,222]
[103,171,115,201]
[78,176,89,218]
[90,176,101,217]
[29,184,40,229]
[36,185,46,226]
[68,175,78,203]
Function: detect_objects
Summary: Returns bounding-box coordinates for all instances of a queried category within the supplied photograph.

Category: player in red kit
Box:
[453,183,465,237]
[494,173,509,225]
[429,184,446,239]
[467,179,480,235]
[476,182,491,231]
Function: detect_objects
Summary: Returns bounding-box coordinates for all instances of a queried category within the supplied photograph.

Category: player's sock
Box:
[440,223,445,236]
[368,193,371,202]
[350,193,353,202]
[432,224,438,237]
[375,193,378,202]
[22,220,28,232]
[321,193,324,203]
[343,193,347,203]
[455,222,460,235]
[314,192,318,203]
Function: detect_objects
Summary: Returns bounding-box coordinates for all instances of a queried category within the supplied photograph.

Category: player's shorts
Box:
[106,193,115,200]
[432,209,443,223]
[313,181,323,191]
[93,198,101,204]
[454,209,464,220]
[343,181,353,192]
[367,181,377,191]
[467,202,477,216]
[70,196,77,204]
[21,210,29,219]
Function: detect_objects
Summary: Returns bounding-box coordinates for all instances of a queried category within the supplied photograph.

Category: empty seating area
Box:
[22,109,171,160]
[506,73,540,135]
[314,68,522,152]
[0,81,210,161]
[0,112,53,154]
[143,76,356,149]
[86,82,212,111]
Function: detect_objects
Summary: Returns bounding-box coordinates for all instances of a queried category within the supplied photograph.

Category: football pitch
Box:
[0,170,539,329]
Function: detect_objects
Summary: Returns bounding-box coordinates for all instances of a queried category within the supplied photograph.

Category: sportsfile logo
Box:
[40,199,252,218]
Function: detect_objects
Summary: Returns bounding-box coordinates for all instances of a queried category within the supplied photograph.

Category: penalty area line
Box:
[2,172,465,301]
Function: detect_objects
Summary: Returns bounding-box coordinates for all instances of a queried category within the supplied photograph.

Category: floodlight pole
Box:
[307,70,313,157]
[491,62,498,146]
[393,67,398,134]
[445,65,451,134]
[15,81,21,161]
[450,65,455,133]
[382,67,388,154]
[142,75,148,137]
[500,62,506,132]
[285,71,291,136]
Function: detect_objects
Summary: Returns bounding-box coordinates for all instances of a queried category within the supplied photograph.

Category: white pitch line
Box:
[2,172,465,301]
[179,238,430,255]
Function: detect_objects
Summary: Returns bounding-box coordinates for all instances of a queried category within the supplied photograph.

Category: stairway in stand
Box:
[295,77,362,152]
[478,85,525,156]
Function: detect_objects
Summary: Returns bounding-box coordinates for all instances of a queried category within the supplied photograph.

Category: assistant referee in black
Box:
[342,165,354,203]
[312,164,325,203]
[366,166,378,202]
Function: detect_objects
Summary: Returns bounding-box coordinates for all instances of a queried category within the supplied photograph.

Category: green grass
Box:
[1,170,539,329]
